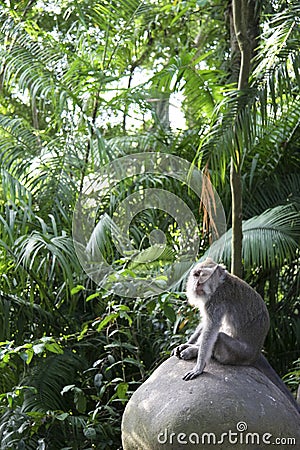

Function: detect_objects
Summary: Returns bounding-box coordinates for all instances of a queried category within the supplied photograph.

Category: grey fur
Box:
[172,258,299,412]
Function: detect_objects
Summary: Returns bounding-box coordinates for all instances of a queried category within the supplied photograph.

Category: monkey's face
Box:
[186,259,226,305]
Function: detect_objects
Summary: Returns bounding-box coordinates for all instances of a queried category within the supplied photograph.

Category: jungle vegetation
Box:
[0,0,299,448]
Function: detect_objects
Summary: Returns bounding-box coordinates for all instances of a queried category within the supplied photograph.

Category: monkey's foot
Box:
[182,368,203,381]
[179,346,198,360]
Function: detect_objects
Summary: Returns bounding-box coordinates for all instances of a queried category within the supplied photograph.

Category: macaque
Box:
[172,258,299,412]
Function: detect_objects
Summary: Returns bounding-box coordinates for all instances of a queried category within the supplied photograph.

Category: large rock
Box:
[122,356,300,450]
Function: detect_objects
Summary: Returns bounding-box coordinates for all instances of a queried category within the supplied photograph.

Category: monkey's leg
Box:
[213,332,257,365]
[253,354,300,413]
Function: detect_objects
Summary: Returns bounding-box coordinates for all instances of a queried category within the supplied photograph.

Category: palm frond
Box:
[0,169,33,208]
[150,52,224,120]
[21,352,84,412]
[254,3,300,87]
[244,173,300,217]
[206,205,300,269]
[0,12,71,112]
[0,290,53,341]
[91,0,155,69]
[15,230,80,293]
[0,114,41,175]
[197,0,300,178]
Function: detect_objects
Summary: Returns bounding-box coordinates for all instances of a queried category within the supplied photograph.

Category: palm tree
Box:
[193,1,300,374]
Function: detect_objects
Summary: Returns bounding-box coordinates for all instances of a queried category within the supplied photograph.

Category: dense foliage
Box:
[0,1,299,448]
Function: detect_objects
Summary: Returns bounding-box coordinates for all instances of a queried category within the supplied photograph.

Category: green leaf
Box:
[56,413,69,421]
[45,342,64,354]
[77,323,89,341]
[71,285,85,295]
[95,313,118,332]
[32,344,45,354]
[21,348,34,365]
[116,382,128,400]
[163,304,176,322]
[61,384,75,395]
[74,387,86,414]
[122,357,144,368]
[86,292,101,302]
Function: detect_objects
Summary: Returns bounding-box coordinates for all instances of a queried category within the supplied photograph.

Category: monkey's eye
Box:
[193,270,201,277]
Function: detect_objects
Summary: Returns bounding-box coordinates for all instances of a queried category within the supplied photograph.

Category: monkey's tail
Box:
[253,354,299,413]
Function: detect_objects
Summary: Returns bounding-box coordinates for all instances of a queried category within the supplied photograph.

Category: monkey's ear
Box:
[204,257,215,264]
[205,257,226,269]
[217,264,227,277]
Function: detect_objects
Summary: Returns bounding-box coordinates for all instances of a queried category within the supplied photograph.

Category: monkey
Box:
[172,258,300,412]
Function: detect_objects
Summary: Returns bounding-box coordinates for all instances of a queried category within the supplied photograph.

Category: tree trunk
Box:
[230,158,243,277]
[229,0,259,277]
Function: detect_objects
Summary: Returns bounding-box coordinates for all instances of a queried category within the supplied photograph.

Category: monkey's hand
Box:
[182,365,205,381]
[171,344,198,360]
[171,344,189,357]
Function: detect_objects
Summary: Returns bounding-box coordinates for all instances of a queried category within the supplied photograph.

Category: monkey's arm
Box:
[187,323,203,344]
[171,323,202,358]
[183,319,220,381]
